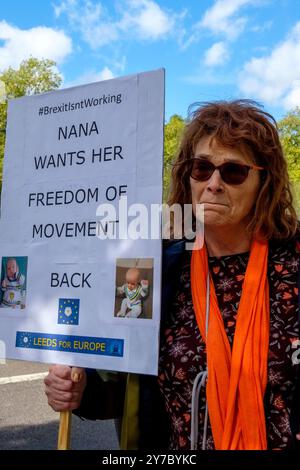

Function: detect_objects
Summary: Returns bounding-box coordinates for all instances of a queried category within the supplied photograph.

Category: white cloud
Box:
[204,41,230,66]
[200,0,255,40]
[180,0,257,50]
[89,66,115,81]
[54,0,178,48]
[62,0,118,48]
[112,55,127,73]
[64,67,115,88]
[120,0,174,40]
[283,81,300,110]
[0,20,72,70]
[251,20,273,33]
[183,70,234,86]
[238,21,300,109]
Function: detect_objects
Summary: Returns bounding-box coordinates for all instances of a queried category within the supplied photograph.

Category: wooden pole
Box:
[57,410,72,450]
[57,370,81,450]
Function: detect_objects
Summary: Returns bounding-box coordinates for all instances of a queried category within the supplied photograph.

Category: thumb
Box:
[71,367,84,383]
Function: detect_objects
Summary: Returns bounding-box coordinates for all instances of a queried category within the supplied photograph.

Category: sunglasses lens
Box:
[191,160,214,181]
[221,163,249,184]
[189,159,250,185]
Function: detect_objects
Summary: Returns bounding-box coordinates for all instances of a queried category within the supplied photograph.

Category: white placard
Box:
[0,69,164,375]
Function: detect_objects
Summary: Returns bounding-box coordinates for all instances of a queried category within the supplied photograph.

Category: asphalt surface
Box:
[0,360,119,450]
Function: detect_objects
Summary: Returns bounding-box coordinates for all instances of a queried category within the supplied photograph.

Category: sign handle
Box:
[58,410,72,450]
[57,369,81,450]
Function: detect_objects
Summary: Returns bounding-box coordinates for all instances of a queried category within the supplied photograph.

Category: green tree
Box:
[163,114,185,201]
[0,57,62,182]
[278,108,300,216]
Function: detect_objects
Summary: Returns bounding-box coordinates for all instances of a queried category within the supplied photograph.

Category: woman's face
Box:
[190,136,261,231]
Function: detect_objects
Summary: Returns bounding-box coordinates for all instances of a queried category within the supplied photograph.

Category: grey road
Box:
[0,360,119,450]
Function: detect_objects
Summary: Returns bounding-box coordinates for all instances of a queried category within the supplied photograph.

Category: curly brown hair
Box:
[168,99,298,240]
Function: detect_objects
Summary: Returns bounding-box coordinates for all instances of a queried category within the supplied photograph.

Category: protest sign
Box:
[0,69,164,375]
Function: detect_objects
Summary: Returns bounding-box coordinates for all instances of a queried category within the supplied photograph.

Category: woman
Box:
[45,100,300,450]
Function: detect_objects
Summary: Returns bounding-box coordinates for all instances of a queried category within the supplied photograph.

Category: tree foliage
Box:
[0,58,62,182]
[163,114,185,201]
[278,108,300,182]
[278,108,300,215]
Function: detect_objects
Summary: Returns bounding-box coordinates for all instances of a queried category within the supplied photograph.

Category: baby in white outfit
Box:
[116,268,149,318]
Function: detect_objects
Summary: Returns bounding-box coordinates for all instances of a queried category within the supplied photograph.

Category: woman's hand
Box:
[44,365,86,412]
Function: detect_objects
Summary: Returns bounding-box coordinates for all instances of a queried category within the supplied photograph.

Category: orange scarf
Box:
[191,239,270,450]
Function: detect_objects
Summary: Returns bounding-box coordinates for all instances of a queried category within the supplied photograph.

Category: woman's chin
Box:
[203,214,227,227]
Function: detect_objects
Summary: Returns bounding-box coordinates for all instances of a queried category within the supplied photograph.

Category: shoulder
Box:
[268,234,299,287]
[163,238,186,256]
[162,239,190,284]
[268,229,300,259]
[163,238,189,265]
[161,240,188,321]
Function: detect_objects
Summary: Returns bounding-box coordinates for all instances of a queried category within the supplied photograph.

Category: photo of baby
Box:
[115,258,153,319]
[0,256,28,309]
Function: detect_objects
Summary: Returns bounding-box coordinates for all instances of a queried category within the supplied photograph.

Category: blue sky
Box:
[0,0,299,121]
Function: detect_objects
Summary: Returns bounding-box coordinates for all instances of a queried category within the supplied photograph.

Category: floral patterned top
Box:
[158,240,299,450]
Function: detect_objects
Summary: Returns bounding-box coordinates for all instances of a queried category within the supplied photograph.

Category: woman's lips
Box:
[201,202,228,207]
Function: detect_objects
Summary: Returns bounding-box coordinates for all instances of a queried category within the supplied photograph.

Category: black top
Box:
[158,240,299,449]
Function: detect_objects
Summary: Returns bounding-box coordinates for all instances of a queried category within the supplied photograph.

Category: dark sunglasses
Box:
[188,157,265,185]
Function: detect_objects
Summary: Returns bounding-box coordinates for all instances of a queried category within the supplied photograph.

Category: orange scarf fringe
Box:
[191,239,270,450]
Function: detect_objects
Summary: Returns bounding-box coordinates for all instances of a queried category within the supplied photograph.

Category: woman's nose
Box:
[206,169,224,193]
